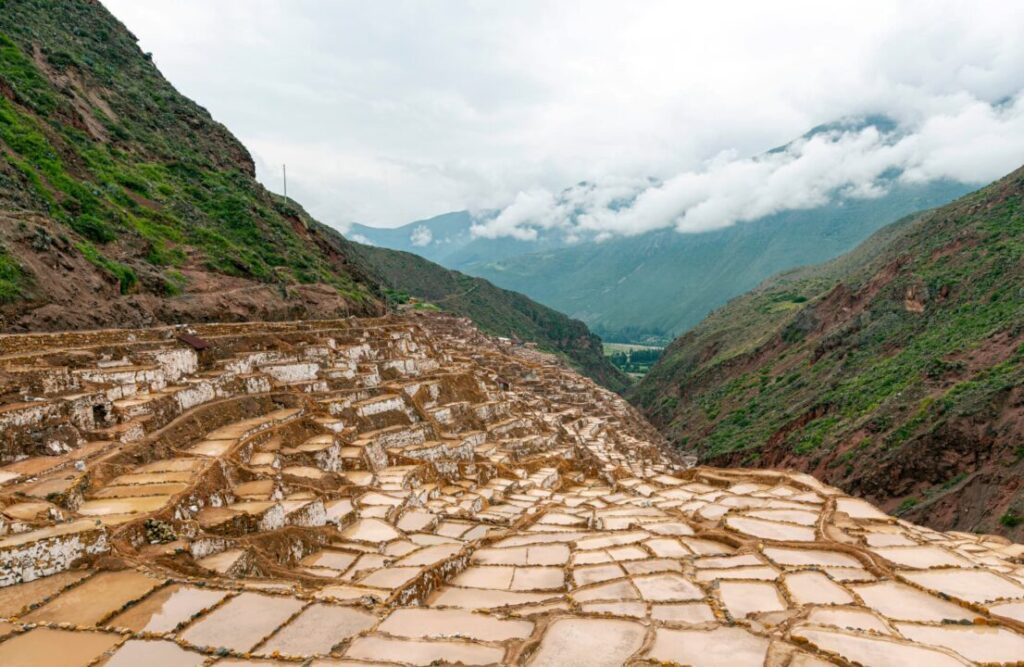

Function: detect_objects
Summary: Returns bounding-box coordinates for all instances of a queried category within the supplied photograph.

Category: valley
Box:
[0,0,1022,664]
[355,166,970,347]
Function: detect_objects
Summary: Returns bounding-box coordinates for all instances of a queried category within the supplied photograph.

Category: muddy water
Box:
[107,584,228,632]
[0,627,122,667]
[301,550,358,572]
[22,570,162,626]
[99,639,205,667]
[342,518,401,543]
[109,471,194,485]
[93,482,190,498]
[77,495,171,516]
[188,439,235,457]
[196,549,246,574]
[135,458,202,473]
[0,569,90,617]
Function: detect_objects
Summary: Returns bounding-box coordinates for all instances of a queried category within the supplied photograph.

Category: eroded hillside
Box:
[632,165,1024,537]
[0,313,1022,665]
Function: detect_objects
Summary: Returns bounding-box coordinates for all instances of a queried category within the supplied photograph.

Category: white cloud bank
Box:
[473,96,1024,240]
[105,1,1024,231]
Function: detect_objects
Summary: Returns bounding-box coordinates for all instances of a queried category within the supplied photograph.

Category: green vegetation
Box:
[631,166,1024,532]
[792,416,839,455]
[1000,512,1023,529]
[75,241,136,293]
[0,246,25,302]
[896,497,920,515]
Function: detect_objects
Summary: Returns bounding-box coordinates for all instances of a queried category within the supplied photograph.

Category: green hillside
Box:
[0,0,385,328]
[353,244,630,392]
[631,166,1024,535]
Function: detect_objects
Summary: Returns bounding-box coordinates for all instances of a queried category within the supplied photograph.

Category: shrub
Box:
[1000,512,1023,528]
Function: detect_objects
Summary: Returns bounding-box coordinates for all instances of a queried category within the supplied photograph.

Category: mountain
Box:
[351,243,629,392]
[349,210,571,268]
[0,0,622,391]
[630,165,1024,535]
[466,181,971,345]
[354,125,971,345]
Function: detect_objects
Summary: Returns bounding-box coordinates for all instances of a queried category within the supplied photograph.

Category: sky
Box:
[105,0,1024,238]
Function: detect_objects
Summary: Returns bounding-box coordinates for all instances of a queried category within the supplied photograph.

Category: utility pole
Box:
[282,164,288,199]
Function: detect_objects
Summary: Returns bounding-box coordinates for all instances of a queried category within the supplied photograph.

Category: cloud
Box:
[410,225,433,246]
[104,1,1024,229]
[471,94,1024,240]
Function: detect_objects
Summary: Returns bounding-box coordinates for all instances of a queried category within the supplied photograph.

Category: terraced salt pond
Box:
[0,314,1022,665]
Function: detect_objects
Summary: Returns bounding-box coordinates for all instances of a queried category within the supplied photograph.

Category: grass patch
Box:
[76,241,137,294]
[0,248,25,301]
[1000,512,1023,528]
[896,497,919,515]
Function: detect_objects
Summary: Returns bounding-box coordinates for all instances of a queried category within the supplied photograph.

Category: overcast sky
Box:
[105,1,1024,236]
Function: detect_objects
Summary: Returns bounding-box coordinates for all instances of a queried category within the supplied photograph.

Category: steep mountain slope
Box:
[631,166,1024,535]
[0,0,625,391]
[468,180,970,343]
[0,0,386,329]
[352,243,630,392]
